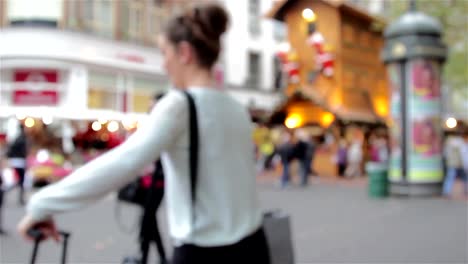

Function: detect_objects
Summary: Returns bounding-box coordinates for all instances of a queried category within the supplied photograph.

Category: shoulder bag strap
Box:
[182,91,199,226]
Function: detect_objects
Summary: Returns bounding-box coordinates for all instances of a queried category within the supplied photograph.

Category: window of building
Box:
[73,0,114,38]
[273,57,284,90]
[247,52,261,89]
[0,0,5,27]
[273,21,287,41]
[343,23,355,45]
[88,71,118,110]
[360,31,370,48]
[127,1,145,41]
[131,78,167,113]
[65,1,81,29]
[249,0,261,36]
[147,6,168,46]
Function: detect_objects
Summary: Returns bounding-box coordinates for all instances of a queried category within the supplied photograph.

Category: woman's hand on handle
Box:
[18,214,60,242]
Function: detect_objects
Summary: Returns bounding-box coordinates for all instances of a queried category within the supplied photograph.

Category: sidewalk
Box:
[0,175,467,263]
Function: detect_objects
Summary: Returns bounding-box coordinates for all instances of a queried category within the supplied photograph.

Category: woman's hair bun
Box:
[196,4,229,39]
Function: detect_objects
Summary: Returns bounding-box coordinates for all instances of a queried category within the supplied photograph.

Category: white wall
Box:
[7,0,63,21]
[65,66,88,110]
[0,28,165,76]
[222,0,280,91]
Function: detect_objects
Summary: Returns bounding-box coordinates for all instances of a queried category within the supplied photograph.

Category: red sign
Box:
[13,69,59,105]
[14,69,58,83]
[116,53,145,64]
[13,90,59,105]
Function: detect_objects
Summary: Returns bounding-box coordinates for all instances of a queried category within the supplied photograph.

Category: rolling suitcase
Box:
[28,229,71,264]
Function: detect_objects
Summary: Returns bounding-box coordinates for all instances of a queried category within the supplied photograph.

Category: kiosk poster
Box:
[387,63,402,180]
[408,59,443,182]
[411,60,441,102]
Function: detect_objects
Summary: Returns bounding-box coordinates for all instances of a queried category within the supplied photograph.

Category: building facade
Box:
[0,0,283,135]
[266,0,389,127]
[266,0,390,176]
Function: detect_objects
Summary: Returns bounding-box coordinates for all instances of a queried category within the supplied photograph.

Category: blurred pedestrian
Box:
[277,129,295,188]
[0,151,5,235]
[337,138,348,177]
[260,138,275,171]
[442,135,467,197]
[295,130,314,186]
[6,124,28,205]
[138,93,167,264]
[345,137,363,178]
[368,134,380,162]
[377,136,389,164]
[461,133,468,196]
[18,4,270,264]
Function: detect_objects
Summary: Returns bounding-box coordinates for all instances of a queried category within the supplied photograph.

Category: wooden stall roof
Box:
[267,90,334,126]
[335,91,382,123]
[265,0,386,25]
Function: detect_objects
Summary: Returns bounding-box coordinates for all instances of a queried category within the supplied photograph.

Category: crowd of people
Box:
[254,125,391,187]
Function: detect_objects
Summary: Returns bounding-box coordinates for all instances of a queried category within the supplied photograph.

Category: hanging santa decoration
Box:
[275,43,301,84]
[307,31,334,77]
[283,51,300,84]
[303,9,334,78]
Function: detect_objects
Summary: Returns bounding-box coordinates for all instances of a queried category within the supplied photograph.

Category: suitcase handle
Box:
[29,229,71,264]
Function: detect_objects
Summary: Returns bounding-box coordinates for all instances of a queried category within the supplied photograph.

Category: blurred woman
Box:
[18,4,270,264]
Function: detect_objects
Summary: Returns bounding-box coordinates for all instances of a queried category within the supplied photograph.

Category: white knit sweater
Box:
[28,87,262,246]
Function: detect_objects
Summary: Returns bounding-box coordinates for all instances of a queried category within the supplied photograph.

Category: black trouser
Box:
[171,228,271,264]
[338,164,346,177]
[13,167,25,204]
[140,188,166,264]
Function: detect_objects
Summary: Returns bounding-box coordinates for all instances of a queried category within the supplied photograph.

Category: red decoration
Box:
[307,32,334,77]
[275,50,300,84]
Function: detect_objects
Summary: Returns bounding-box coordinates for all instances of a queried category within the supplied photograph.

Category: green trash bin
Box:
[366,162,389,198]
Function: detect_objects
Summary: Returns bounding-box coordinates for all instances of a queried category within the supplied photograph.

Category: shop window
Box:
[131,78,168,113]
[87,72,118,110]
[88,88,118,110]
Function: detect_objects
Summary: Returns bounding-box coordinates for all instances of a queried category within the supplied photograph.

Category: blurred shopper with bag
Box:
[6,124,28,205]
[119,93,168,264]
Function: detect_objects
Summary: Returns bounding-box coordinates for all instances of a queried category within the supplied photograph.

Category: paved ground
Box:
[0,176,467,264]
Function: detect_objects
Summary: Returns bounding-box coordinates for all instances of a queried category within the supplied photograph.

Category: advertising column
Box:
[408,59,443,183]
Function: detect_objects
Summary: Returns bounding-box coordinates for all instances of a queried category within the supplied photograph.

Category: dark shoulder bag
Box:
[117,177,148,206]
[183,91,199,227]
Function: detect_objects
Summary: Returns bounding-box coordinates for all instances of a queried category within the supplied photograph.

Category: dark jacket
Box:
[278,142,296,162]
[6,133,27,159]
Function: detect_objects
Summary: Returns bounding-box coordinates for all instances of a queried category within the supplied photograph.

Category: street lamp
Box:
[302,8,316,23]
[445,118,457,129]
[382,0,447,196]
[285,113,302,129]
[24,117,35,128]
